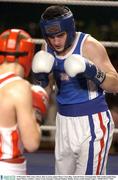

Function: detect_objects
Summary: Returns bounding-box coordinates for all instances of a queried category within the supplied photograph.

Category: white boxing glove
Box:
[32,50,55,73]
[64,54,106,85]
[64,54,86,77]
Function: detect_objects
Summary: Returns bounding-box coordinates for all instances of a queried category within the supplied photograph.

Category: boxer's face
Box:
[48,32,67,53]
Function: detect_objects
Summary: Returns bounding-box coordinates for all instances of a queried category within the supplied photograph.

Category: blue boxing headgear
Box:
[40,6,76,51]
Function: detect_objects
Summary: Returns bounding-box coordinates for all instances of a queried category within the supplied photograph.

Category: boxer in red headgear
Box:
[0,29,48,175]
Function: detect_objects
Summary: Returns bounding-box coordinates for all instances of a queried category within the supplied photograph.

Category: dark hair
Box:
[42,5,69,20]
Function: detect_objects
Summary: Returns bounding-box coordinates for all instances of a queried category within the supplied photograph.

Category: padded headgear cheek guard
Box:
[40,7,76,50]
[18,39,35,77]
[0,29,35,77]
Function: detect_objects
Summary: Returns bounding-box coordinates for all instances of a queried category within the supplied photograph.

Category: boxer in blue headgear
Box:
[40,5,76,51]
[32,5,118,175]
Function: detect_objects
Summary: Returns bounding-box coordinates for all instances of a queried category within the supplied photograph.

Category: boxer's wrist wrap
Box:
[32,72,49,88]
[84,59,106,85]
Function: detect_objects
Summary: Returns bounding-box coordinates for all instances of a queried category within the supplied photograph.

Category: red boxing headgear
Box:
[0,29,35,77]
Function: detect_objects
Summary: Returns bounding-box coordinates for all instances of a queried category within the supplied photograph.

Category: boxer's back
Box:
[0,73,22,127]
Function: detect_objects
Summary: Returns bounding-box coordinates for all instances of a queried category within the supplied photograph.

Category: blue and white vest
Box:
[45,32,108,116]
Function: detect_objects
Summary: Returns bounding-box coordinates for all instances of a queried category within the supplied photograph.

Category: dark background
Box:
[0,2,118,39]
[0,2,118,68]
[0,2,118,67]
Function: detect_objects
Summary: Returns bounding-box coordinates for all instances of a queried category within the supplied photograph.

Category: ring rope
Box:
[32,39,118,48]
[100,41,118,48]
[0,0,118,7]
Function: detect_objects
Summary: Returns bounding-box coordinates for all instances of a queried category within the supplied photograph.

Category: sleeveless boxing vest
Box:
[46,32,108,116]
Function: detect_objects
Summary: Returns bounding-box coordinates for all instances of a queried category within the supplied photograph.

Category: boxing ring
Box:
[0,0,118,175]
